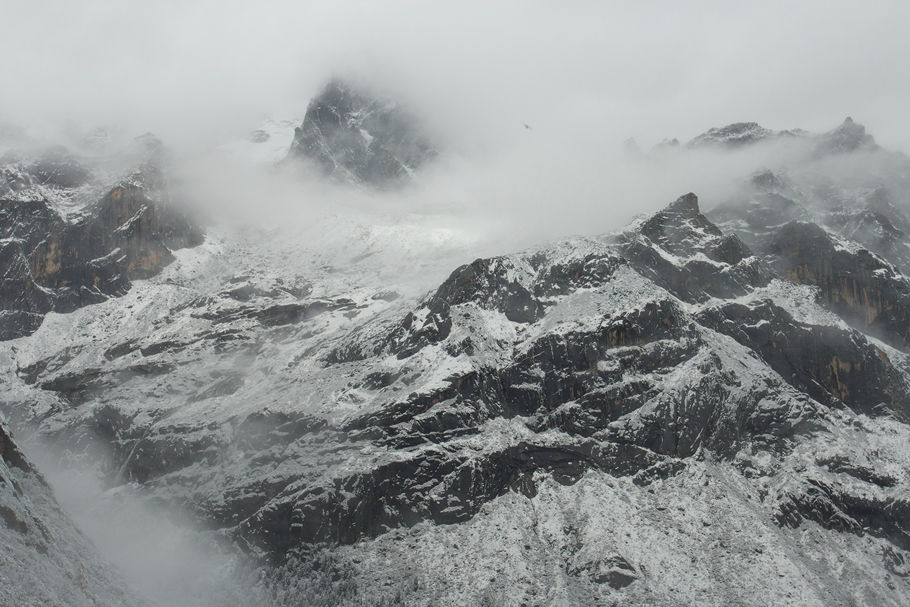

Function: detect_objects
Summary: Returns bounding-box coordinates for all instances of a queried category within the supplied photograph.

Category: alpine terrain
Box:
[1,81,909,607]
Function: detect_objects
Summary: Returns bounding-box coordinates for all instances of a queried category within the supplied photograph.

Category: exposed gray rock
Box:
[817,116,878,155]
[4,118,910,606]
[0,163,203,340]
[768,220,910,353]
[688,122,777,148]
[285,79,436,187]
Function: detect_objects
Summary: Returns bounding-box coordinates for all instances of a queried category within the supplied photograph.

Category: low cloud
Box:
[3,1,909,152]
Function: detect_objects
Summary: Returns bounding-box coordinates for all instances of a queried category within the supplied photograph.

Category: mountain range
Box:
[1,82,909,606]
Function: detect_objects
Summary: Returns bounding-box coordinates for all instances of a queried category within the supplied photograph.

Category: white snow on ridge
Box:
[694,279,846,328]
[217,116,301,165]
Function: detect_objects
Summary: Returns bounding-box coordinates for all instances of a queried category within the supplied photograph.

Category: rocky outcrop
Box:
[686,117,872,152]
[687,122,778,148]
[284,79,436,187]
[768,221,910,351]
[827,195,910,274]
[708,180,810,253]
[0,147,91,197]
[239,441,663,553]
[0,164,202,339]
[29,147,92,189]
[620,193,769,302]
[776,477,910,553]
[697,299,910,419]
[816,116,878,155]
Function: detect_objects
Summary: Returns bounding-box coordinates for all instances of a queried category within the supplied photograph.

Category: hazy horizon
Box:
[2,1,909,153]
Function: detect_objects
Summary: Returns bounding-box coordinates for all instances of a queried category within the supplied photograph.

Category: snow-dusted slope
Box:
[218,117,301,166]
[0,421,143,607]
[4,190,910,605]
[2,117,910,606]
[1,139,202,341]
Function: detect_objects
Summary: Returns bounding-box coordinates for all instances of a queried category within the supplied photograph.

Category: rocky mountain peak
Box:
[688,121,775,148]
[284,79,436,187]
[817,116,877,154]
[0,146,92,198]
[684,117,882,154]
[618,193,766,303]
[637,192,724,254]
[663,191,700,214]
[31,147,91,189]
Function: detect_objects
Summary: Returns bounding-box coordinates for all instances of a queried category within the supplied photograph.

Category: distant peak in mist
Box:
[649,116,885,163]
[818,115,877,154]
[283,78,437,188]
[665,191,701,214]
[686,121,811,149]
[688,122,777,148]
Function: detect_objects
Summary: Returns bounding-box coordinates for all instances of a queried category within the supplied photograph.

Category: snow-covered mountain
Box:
[1,103,910,606]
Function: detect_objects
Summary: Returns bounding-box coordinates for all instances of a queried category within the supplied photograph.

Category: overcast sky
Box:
[2,0,909,151]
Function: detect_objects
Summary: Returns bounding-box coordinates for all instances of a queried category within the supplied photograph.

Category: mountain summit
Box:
[284,79,436,187]
[816,116,878,154]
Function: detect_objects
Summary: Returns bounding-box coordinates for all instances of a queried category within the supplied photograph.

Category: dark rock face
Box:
[285,79,436,187]
[0,146,95,198]
[776,478,910,552]
[830,209,910,275]
[240,440,663,554]
[0,199,61,337]
[620,193,769,302]
[827,199,910,275]
[0,164,202,340]
[432,257,545,323]
[768,221,910,351]
[29,147,92,188]
[697,300,910,419]
[572,555,639,589]
[816,455,897,488]
[709,188,810,253]
[0,422,31,473]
